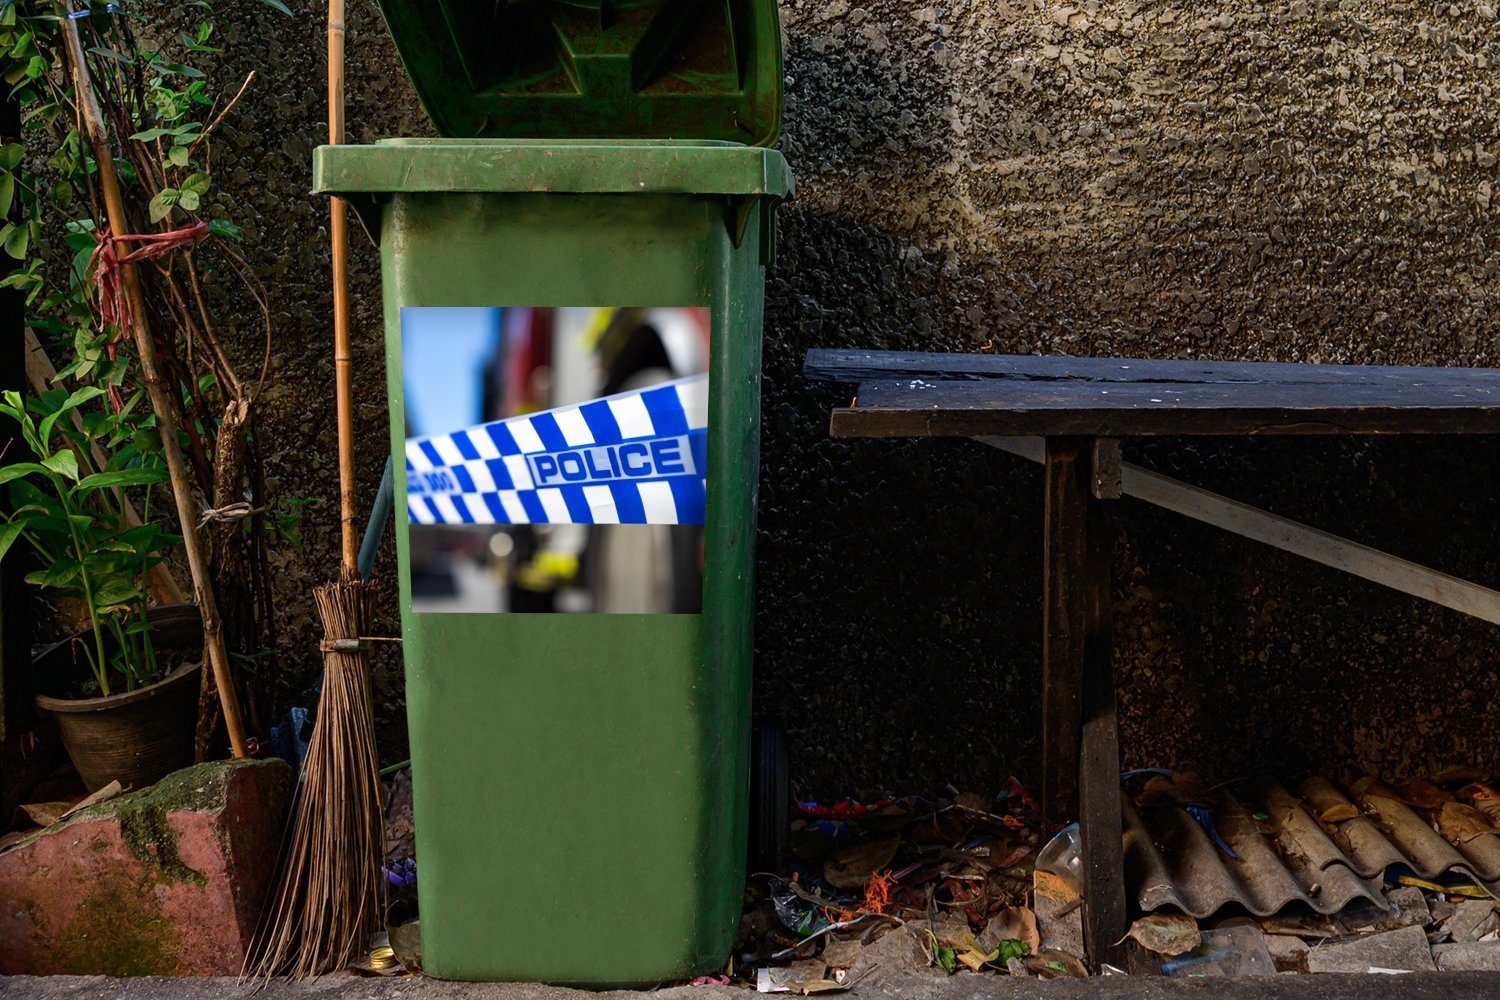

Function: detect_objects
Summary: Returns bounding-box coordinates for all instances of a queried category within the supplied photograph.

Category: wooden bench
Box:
[804,348,1500,966]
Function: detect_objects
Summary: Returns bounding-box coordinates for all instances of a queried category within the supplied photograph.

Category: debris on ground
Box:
[374,765,1500,984]
[737,781,1064,986]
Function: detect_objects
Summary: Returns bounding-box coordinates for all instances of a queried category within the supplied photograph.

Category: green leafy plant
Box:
[0,1,296,747]
[0,386,179,695]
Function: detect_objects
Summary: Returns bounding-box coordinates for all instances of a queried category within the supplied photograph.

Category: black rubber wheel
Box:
[748,719,788,873]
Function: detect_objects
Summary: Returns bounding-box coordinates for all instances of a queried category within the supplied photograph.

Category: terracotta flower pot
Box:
[33,604,203,792]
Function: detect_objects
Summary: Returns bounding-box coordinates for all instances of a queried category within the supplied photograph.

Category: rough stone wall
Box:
[187,1,1499,794]
[762,0,1500,796]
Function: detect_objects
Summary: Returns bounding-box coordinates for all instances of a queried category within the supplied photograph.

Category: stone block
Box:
[0,758,291,975]
[1305,924,1436,974]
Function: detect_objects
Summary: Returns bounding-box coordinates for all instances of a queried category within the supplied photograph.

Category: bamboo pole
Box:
[61,9,247,758]
[328,0,357,577]
[24,329,187,607]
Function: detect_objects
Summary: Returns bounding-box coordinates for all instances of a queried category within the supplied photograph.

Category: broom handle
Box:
[61,10,248,759]
[329,0,358,578]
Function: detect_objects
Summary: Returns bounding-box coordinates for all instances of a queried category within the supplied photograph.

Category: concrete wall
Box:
[205,1,1500,794]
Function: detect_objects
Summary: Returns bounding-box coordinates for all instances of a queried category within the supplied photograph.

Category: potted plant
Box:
[0,385,198,791]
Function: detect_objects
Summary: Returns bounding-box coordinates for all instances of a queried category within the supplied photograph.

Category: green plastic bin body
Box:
[315,139,789,984]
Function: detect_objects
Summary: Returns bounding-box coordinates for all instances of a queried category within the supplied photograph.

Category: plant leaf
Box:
[0,519,24,562]
[148,188,178,222]
[41,450,80,481]
[37,385,105,443]
[0,461,53,485]
[2,219,27,258]
[76,466,167,492]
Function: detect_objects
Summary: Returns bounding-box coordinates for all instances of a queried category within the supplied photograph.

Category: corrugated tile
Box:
[1124,776,1500,920]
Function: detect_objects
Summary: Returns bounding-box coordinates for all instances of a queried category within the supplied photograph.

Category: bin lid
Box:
[314,139,791,198]
[373,0,784,145]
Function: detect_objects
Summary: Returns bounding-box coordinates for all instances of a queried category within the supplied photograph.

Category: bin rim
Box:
[313,139,792,201]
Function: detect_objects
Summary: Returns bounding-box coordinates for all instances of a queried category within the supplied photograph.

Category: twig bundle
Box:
[245,579,382,978]
[246,0,386,977]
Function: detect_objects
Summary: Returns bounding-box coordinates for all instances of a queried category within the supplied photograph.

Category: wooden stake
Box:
[61,10,247,758]
[328,0,358,577]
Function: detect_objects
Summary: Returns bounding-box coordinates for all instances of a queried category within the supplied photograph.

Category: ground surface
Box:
[4,974,1500,1000]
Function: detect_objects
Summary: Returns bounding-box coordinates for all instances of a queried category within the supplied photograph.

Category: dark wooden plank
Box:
[1079,492,1127,968]
[830,377,1500,438]
[1041,438,1086,833]
[976,436,1500,627]
[806,348,1500,392]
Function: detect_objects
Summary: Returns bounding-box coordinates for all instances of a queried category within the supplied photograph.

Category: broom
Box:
[245,0,383,977]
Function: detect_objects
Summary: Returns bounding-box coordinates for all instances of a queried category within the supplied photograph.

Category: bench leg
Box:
[1041,438,1086,832]
[1080,493,1127,966]
[1042,437,1127,968]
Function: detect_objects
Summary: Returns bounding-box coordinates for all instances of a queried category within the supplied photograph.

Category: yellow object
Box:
[369,946,397,970]
[1396,875,1491,899]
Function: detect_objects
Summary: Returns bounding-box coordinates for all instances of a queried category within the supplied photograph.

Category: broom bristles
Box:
[244,578,383,980]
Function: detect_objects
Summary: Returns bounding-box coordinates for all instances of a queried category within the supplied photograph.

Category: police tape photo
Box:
[401,306,710,614]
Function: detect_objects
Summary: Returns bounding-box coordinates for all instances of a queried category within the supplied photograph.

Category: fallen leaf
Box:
[1395,777,1454,811]
[1302,777,1361,823]
[1124,913,1200,956]
[1433,765,1488,786]
[824,837,899,889]
[1317,802,1359,823]
[982,907,1040,956]
[60,780,124,820]
[1439,802,1495,845]
[955,946,990,973]
[820,939,861,969]
[1459,783,1500,824]
[1026,949,1088,978]
[18,801,70,828]
[1004,956,1030,976]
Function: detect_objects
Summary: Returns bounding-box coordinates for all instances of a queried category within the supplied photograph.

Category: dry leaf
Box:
[1317,802,1359,823]
[18,802,70,828]
[1123,913,1200,956]
[1026,949,1088,978]
[977,906,1040,956]
[824,837,899,889]
[1302,777,1360,823]
[1433,765,1488,786]
[1438,801,1495,845]
[60,780,124,820]
[1395,778,1454,811]
[1459,783,1500,824]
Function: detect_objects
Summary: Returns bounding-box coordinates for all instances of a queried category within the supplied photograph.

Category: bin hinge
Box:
[725,196,778,266]
[726,195,755,249]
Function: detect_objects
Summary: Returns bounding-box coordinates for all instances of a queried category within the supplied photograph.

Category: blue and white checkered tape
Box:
[405,374,708,526]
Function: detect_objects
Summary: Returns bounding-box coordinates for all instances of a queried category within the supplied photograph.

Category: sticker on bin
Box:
[405,375,708,526]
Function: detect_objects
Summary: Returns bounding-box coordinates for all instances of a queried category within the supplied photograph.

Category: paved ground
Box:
[3,974,1500,999]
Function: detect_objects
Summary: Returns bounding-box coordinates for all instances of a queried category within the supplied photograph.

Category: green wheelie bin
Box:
[312,0,791,986]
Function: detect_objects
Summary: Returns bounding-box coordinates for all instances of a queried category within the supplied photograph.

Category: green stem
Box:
[58,478,109,696]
